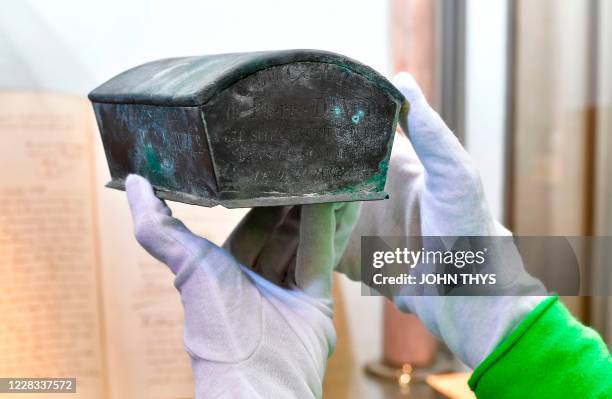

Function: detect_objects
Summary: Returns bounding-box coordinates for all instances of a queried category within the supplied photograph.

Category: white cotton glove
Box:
[125,174,359,399]
[223,203,361,289]
[336,72,547,368]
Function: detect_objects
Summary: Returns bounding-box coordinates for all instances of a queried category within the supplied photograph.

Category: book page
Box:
[0,92,106,398]
[94,123,248,398]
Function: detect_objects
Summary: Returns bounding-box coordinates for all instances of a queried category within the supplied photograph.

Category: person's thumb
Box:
[393,73,494,236]
[125,174,215,274]
[393,72,478,188]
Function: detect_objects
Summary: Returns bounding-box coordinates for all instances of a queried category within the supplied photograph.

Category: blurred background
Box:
[0,0,611,398]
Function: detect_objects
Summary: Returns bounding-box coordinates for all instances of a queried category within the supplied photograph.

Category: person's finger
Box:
[393,72,478,186]
[223,206,300,285]
[223,206,293,266]
[331,202,361,266]
[232,202,360,289]
[393,73,494,236]
[294,203,338,299]
[125,174,214,274]
[250,206,300,285]
[126,175,264,362]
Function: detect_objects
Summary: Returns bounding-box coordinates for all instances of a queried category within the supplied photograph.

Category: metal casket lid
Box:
[88,49,404,107]
[89,49,406,208]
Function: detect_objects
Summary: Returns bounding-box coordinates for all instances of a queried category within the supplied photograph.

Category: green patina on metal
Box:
[89,49,406,208]
[351,109,365,125]
[334,155,391,196]
[142,143,162,176]
[140,143,170,187]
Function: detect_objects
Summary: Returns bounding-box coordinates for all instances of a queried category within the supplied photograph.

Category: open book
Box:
[0,92,248,399]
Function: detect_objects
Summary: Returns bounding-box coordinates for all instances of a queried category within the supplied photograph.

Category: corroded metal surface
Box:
[89,50,405,208]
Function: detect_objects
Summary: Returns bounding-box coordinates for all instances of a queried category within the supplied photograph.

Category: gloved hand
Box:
[336,72,547,368]
[125,174,359,399]
[226,72,547,369]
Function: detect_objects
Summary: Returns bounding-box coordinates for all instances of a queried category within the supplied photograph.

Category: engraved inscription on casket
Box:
[203,62,397,200]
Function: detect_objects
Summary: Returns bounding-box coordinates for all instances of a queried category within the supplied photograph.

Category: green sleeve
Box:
[468,296,612,398]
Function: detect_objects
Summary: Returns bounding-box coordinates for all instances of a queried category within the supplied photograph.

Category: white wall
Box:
[0,0,391,94]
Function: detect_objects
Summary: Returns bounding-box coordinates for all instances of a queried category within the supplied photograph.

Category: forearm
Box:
[470,296,612,398]
[393,295,545,368]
